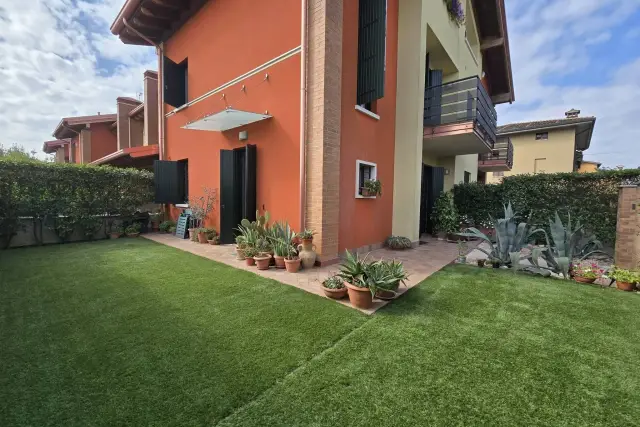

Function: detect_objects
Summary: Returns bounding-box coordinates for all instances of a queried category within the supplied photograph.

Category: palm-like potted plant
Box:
[361,179,382,197]
[321,275,347,299]
[125,223,141,237]
[608,267,639,292]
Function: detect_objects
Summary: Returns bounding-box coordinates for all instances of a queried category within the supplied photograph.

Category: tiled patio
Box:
[143,233,463,314]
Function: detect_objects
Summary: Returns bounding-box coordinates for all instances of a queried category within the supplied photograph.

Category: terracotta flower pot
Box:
[322,286,348,299]
[126,232,140,238]
[188,228,196,239]
[616,281,636,292]
[345,282,373,309]
[236,247,246,261]
[274,255,286,269]
[197,232,208,244]
[574,276,596,284]
[254,254,272,270]
[284,258,301,273]
[245,257,256,267]
[110,232,122,239]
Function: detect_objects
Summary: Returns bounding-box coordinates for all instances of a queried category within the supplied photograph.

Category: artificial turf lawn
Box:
[2,240,640,426]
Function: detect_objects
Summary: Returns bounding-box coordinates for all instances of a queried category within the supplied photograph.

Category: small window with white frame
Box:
[356,160,377,198]
[535,132,549,140]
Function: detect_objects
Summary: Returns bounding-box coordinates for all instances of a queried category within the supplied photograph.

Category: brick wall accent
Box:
[305,0,343,262]
[80,128,92,164]
[614,185,639,270]
[144,71,159,146]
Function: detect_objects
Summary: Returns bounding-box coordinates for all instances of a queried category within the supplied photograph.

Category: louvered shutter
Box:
[357,0,386,105]
[154,160,182,204]
[163,56,187,108]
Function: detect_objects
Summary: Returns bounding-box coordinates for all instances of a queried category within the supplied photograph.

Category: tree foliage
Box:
[0,159,153,247]
[453,169,640,245]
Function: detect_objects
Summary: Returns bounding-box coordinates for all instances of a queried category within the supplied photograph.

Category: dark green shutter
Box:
[163,56,187,108]
[153,160,183,204]
[357,0,386,105]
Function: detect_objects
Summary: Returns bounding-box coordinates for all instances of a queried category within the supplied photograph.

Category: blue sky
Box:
[1,0,639,167]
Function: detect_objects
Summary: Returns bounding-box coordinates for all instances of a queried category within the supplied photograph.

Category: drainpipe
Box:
[122,18,165,161]
[299,0,308,231]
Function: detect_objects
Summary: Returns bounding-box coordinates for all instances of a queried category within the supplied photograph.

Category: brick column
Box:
[614,185,639,269]
[305,0,343,263]
[79,128,92,164]
[143,70,159,146]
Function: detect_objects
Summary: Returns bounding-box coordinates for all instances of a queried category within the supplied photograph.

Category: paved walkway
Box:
[143,234,462,314]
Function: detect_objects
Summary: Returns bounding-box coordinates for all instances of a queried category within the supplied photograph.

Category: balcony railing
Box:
[478,138,514,170]
[424,76,498,146]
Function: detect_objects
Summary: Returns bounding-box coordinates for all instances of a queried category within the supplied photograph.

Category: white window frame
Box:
[355,160,378,199]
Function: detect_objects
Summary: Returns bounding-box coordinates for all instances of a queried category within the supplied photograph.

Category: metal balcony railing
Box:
[424,76,498,146]
[479,138,514,169]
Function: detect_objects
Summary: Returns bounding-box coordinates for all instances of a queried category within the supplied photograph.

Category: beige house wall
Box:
[393,0,482,240]
[486,128,577,184]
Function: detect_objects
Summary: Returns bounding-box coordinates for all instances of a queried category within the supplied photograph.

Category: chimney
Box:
[143,70,159,146]
[565,108,580,118]
[116,97,141,150]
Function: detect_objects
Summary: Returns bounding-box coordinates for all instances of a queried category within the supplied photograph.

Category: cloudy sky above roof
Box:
[1,0,639,167]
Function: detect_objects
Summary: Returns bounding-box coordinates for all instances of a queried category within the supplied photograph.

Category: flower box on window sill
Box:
[359,188,377,199]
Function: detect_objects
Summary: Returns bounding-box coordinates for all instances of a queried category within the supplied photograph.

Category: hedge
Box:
[453,169,640,245]
[0,159,154,247]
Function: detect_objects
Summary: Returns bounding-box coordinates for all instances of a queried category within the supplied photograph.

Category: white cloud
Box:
[497,0,640,168]
[0,0,154,156]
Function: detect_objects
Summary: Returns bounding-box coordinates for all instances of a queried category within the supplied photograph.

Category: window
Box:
[355,160,377,198]
[535,132,548,140]
[153,159,188,204]
[493,171,504,177]
[356,0,386,106]
[164,56,188,108]
[464,171,471,184]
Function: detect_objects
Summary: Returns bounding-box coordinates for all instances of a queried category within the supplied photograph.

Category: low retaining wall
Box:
[8,220,111,248]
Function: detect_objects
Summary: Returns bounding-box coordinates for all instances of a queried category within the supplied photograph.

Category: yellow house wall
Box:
[486,128,577,184]
[393,0,482,240]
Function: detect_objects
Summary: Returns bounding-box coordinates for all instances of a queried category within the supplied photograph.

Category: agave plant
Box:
[527,212,603,279]
[338,250,369,288]
[458,202,534,267]
[267,221,296,245]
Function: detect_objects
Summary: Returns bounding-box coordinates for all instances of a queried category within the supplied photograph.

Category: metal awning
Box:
[182,109,272,132]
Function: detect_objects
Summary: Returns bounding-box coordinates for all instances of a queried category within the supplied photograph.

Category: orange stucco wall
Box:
[337,0,399,251]
[90,123,117,162]
[163,0,302,231]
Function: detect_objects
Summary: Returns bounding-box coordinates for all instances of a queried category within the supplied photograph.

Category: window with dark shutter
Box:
[163,56,188,108]
[357,0,386,106]
[153,159,188,204]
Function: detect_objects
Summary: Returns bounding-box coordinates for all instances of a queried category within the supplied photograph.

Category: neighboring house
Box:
[483,109,596,184]
[43,139,70,163]
[44,71,160,169]
[110,0,514,263]
[578,160,601,173]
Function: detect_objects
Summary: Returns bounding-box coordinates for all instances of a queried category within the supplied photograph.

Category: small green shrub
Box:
[431,191,459,235]
[159,220,176,233]
[125,223,141,234]
[385,236,412,250]
[608,267,640,284]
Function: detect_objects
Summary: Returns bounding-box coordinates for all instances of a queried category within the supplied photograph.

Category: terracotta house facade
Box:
[110,0,514,263]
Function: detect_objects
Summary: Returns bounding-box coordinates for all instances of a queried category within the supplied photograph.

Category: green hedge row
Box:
[453,169,640,245]
[0,159,154,247]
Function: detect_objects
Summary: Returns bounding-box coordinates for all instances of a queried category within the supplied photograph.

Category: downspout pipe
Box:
[299,0,308,231]
[122,18,165,161]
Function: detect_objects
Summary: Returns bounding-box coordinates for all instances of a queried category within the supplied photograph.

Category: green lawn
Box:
[1,240,639,426]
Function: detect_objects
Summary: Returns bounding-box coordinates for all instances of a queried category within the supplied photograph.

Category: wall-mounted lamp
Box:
[239,130,248,141]
[444,168,450,175]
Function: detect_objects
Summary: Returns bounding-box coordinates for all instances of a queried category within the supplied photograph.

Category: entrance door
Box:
[419,164,445,235]
[219,145,257,244]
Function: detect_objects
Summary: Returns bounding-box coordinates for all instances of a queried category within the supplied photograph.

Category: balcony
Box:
[423,76,497,157]
[478,138,513,172]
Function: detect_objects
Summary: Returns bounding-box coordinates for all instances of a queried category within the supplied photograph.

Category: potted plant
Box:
[110,224,124,239]
[385,235,413,250]
[208,235,220,245]
[272,238,290,269]
[196,227,210,244]
[235,235,247,260]
[321,275,348,299]
[125,223,141,237]
[456,240,468,264]
[608,267,639,292]
[244,246,258,266]
[284,247,301,272]
[149,210,163,231]
[571,261,604,284]
[430,191,458,240]
[254,252,272,270]
[296,229,317,269]
[361,179,382,197]
[339,251,372,309]
[159,220,176,233]
[373,260,408,301]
